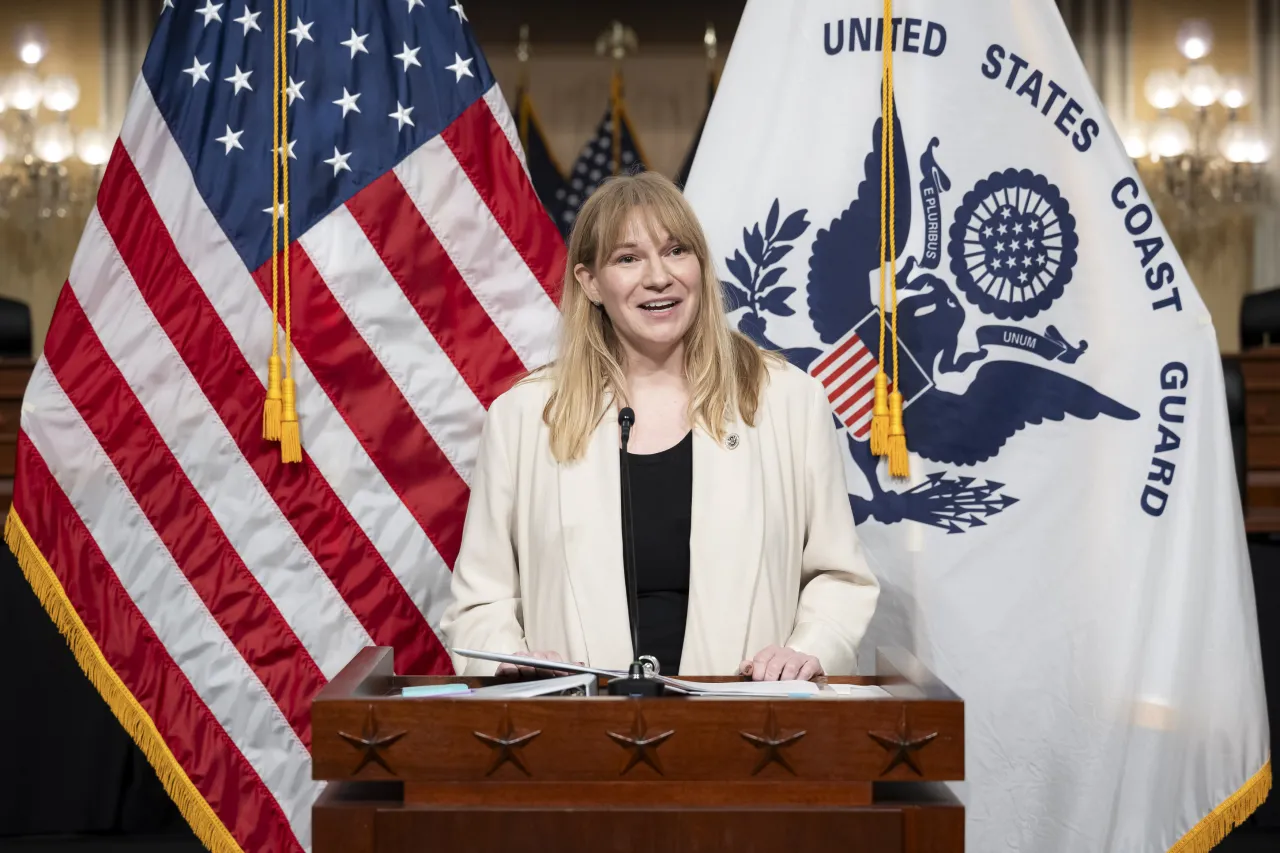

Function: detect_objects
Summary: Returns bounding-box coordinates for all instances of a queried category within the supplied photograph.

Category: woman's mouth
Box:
[639,299,681,313]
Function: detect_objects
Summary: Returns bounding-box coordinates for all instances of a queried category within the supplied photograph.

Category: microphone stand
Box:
[607,406,665,697]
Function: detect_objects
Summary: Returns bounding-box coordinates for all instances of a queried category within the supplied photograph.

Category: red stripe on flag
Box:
[346,172,526,408]
[14,433,301,853]
[827,355,878,404]
[98,147,448,674]
[443,97,566,302]
[250,248,470,569]
[811,334,861,378]
[42,288,322,746]
[841,395,877,426]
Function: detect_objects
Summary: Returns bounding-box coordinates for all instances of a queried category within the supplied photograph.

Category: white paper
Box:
[823,684,891,699]
[660,677,820,697]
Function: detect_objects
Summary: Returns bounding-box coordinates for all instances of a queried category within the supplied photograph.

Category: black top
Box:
[622,430,693,674]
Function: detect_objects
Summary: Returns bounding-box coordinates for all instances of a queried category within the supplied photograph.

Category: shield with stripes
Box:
[807,309,931,441]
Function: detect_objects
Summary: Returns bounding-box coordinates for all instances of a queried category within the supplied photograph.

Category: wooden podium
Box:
[311,648,965,852]
[0,358,33,515]
[1240,347,1280,532]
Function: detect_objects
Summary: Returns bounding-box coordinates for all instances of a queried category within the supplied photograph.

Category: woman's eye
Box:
[670,246,687,256]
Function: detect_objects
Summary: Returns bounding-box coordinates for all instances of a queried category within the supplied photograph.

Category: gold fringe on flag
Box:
[4,510,244,853]
[1167,759,1271,853]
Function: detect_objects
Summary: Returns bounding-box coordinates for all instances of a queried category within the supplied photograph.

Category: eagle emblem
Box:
[721,96,1138,533]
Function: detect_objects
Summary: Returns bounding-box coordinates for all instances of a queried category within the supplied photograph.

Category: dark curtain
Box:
[0,545,192,840]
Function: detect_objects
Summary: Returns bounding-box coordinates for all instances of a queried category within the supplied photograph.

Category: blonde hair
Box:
[539,171,775,462]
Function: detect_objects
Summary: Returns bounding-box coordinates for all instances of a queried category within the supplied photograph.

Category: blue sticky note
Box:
[401,683,471,698]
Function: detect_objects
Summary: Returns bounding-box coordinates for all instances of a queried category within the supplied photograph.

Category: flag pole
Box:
[703,23,719,92]
[595,21,637,176]
[516,24,530,149]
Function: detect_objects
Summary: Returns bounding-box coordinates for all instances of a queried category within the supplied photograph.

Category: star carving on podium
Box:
[867,707,939,777]
[337,704,407,776]
[739,706,806,776]
[607,709,675,776]
[473,705,541,776]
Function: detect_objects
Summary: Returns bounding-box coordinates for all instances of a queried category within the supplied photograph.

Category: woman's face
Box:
[575,210,703,363]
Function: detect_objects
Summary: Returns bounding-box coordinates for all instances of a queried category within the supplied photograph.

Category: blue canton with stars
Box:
[143,0,494,271]
[554,109,645,236]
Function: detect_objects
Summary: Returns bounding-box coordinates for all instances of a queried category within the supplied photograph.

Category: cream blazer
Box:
[440,361,880,676]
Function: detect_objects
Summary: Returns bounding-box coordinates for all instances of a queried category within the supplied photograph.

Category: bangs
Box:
[587,179,705,266]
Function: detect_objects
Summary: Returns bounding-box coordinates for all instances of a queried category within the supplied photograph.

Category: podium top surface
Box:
[310,647,964,787]
[317,646,960,703]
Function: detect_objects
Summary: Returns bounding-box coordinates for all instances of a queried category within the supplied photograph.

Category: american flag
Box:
[9,2,563,852]
[515,86,570,235]
[552,74,646,236]
[808,310,932,440]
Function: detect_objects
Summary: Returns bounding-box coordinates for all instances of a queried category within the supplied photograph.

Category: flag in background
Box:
[555,70,647,236]
[685,2,1268,850]
[6,1,564,852]
[514,86,570,235]
[676,54,718,189]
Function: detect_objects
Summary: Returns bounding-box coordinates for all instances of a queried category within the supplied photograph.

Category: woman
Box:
[440,172,879,681]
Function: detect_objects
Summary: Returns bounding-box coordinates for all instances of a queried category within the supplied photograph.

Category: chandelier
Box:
[0,25,110,235]
[1123,19,1270,219]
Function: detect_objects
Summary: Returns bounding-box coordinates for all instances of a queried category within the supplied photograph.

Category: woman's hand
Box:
[739,645,824,682]
[496,650,576,679]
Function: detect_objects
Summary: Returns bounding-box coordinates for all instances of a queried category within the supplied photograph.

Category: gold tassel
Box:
[264,0,283,446]
[888,389,909,478]
[262,355,282,440]
[275,0,301,464]
[280,377,301,463]
[882,0,905,480]
[873,0,893,464]
[870,373,890,456]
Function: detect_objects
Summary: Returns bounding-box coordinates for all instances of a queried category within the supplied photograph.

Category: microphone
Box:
[607,406,664,697]
[617,408,640,662]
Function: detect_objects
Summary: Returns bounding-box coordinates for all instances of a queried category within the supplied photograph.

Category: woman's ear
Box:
[574,263,601,305]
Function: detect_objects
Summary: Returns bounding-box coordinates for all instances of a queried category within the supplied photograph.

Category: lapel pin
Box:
[726,433,739,450]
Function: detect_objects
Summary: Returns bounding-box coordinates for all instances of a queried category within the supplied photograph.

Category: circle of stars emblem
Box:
[947,168,1079,322]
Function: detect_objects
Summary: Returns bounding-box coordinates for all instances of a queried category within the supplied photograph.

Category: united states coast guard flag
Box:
[686,1,1269,850]
[7,1,563,852]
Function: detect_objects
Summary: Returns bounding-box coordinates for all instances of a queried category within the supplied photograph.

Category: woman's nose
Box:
[644,259,675,288]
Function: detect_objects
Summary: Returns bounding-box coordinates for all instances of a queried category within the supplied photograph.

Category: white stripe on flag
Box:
[394,136,561,369]
[118,75,454,635]
[826,351,875,395]
[483,84,529,175]
[834,372,875,409]
[68,208,374,679]
[299,206,486,485]
[20,359,320,846]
